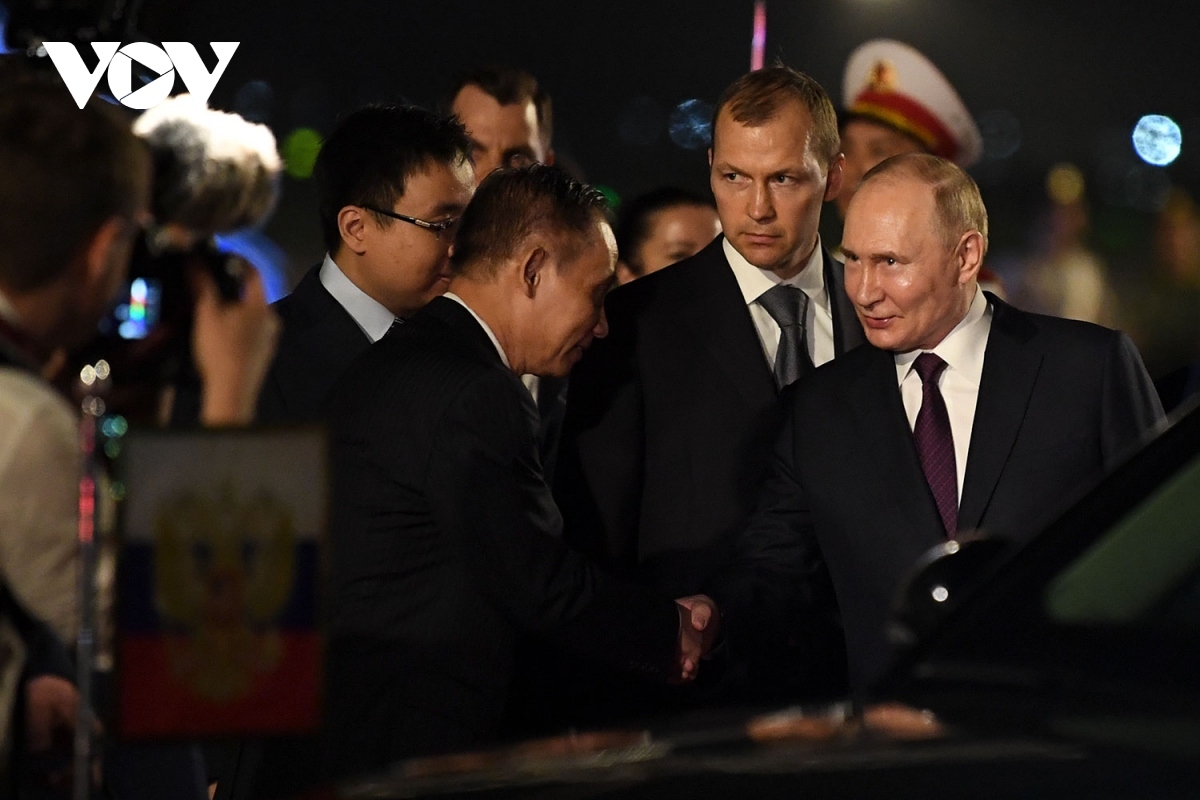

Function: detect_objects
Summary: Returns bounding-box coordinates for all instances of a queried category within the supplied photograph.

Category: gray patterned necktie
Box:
[757,284,814,389]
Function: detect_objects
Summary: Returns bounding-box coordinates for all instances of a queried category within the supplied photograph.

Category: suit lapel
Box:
[284,267,372,388]
[672,238,778,408]
[958,296,1043,531]
[824,250,866,356]
[848,347,946,548]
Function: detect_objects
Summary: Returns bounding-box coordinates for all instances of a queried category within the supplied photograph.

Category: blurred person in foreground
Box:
[614,186,721,285]
[1119,187,1200,409]
[554,65,863,716]
[0,69,151,797]
[321,165,719,780]
[830,38,1004,297]
[710,153,1164,699]
[256,105,473,424]
[126,93,284,428]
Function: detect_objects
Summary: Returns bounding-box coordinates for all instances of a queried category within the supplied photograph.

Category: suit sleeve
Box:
[706,388,842,672]
[553,296,645,570]
[1100,331,1166,469]
[426,369,679,683]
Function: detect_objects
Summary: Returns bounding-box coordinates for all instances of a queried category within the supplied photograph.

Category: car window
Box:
[1045,454,1200,627]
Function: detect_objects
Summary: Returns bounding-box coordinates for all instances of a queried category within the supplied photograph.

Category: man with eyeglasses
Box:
[256,104,474,423]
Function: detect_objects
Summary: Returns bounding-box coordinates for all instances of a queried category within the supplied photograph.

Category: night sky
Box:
[7,0,1199,287]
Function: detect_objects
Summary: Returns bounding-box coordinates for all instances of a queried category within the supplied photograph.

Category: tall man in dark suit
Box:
[553,66,864,706]
[256,105,474,422]
[712,153,1165,698]
[321,165,718,780]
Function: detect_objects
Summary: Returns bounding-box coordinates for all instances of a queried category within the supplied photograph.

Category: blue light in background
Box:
[215,229,291,303]
[1132,114,1182,166]
[0,2,12,54]
[668,99,713,151]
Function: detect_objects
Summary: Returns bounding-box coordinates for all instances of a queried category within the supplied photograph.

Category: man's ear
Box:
[707,147,714,168]
[823,152,846,202]
[956,230,985,285]
[521,245,549,298]
[338,206,370,255]
[80,216,129,288]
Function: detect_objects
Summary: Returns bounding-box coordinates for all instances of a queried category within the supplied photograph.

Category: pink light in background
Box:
[751,1,767,71]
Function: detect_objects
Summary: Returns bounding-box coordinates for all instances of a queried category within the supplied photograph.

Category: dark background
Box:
[5,0,1199,297]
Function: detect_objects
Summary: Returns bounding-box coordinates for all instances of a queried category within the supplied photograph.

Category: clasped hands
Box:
[672,594,721,683]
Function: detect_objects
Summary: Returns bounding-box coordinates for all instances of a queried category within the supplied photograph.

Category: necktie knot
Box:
[757,284,808,329]
[756,284,813,390]
[913,352,948,385]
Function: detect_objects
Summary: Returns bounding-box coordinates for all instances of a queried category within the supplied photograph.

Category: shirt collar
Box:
[723,236,828,310]
[319,253,396,343]
[895,286,991,386]
[442,292,511,368]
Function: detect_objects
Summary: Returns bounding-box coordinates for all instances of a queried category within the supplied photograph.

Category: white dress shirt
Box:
[319,253,397,343]
[895,287,993,499]
[723,237,836,368]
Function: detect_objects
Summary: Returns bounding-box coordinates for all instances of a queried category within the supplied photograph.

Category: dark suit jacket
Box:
[256,264,371,423]
[321,296,681,779]
[534,375,568,484]
[555,236,865,597]
[712,295,1166,697]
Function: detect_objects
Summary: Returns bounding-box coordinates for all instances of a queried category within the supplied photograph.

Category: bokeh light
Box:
[617,96,664,147]
[593,184,621,210]
[1132,114,1182,166]
[978,109,1022,160]
[234,80,275,124]
[282,127,322,179]
[668,99,713,151]
[1046,163,1085,206]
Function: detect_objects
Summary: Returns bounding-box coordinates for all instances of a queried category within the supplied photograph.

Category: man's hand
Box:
[673,594,721,683]
[191,262,281,425]
[25,675,101,791]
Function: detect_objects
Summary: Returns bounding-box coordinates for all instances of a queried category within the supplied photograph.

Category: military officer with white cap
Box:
[834,38,982,220]
[831,39,1007,295]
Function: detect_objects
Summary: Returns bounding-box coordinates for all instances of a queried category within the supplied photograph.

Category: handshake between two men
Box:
[674,595,721,683]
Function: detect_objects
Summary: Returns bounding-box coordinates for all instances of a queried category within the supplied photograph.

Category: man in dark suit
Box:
[553,66,863,707]
[321,165,718,780]
[446,65,566,480]
[256,105,474,422]
[712,153,1165,698]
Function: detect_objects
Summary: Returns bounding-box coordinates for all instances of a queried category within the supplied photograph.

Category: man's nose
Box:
[748,182,774,221]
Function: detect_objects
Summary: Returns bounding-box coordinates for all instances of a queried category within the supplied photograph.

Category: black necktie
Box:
[386,316,403,336]
[912,353,958,537]
[757,284,814,389]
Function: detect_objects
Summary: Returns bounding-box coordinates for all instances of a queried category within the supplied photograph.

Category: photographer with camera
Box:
[0,66,151,797]
[116,92,283,428]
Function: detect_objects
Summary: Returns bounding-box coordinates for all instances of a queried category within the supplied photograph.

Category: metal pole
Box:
[74,360,109,800]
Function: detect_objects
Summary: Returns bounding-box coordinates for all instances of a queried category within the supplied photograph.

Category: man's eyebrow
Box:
[430,201,467,216]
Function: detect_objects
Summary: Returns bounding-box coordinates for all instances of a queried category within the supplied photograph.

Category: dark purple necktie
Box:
[912,353,957,537]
